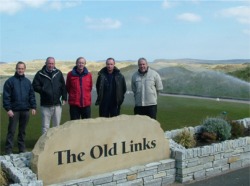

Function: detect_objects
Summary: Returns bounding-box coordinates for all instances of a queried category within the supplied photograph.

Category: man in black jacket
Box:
[32,57,67,134]
[95,57,127,117]
[3,61,36,154]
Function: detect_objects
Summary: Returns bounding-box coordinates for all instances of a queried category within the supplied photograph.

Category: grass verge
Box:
[0,95,249,155]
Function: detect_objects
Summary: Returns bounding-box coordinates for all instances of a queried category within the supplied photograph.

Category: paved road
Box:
[160,93,250,105]
[168,166,250,186]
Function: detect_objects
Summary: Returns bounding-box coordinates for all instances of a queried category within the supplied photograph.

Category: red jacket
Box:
[66,67,92,107]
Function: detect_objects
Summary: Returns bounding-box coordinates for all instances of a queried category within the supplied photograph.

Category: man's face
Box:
[76,58,86,71]
[16,64,26,75]
[106,59,115,73]
[46,58,55,71]
[138,59,148,73]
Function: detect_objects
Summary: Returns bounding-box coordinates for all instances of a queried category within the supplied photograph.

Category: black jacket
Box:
[32,65,67,106]
[3,72,36,111]
[95,67,127,106]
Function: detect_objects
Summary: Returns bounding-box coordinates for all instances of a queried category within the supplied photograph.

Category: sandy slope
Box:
[0,60,247,76]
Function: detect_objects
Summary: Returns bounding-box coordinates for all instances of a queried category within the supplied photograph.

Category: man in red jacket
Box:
[66,57,93,120]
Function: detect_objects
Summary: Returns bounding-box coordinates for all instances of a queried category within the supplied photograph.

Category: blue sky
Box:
[0,0,250,62]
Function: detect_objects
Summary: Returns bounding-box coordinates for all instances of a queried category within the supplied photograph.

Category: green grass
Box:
[1,95,249,155]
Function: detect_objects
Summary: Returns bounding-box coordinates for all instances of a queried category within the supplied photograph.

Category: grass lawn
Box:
[0,94,249,155]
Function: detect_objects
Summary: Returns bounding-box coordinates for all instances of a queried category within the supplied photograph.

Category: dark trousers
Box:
[70,105,91,120]
[5,111,30,153]
[134,105,157,119]
[99,104,120,118]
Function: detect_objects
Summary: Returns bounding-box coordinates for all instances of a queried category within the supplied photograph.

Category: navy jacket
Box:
[3,72,36,111]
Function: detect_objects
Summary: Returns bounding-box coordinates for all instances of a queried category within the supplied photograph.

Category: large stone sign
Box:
[31,115,170,185]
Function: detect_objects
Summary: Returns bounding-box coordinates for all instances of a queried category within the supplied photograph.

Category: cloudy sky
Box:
[0,0,250,62]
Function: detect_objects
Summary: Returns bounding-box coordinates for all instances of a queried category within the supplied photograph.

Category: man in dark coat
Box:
[3,61,36,154]
[32,57,67,134]
[95,57,127,117]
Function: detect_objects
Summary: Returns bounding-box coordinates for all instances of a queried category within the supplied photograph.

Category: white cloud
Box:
[0,0,23,15]
[220,6,250,25]
[84,17,122,30]
[162,0,171,9]
[0,0,81,15]
[23,0,48,8]
[243,29,250,35]
[177,13,202,22]
[48,0,82,11]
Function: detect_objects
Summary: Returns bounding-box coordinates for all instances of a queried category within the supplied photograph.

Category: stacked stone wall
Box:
[165,118,250,183]
[1,118,249,185]
[0,154,175,186]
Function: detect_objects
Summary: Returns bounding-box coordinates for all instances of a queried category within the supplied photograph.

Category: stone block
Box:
[206,167,221,176]
[162,175,175,185]
[144,178,162,186]
[193,170,205,180]
[113,169,130,181]
[117,178,143,186]
[230,160,243,170]
[127,174,137,181]
[142,175,153,182]
[177,164,204,175]
[137,169,157,178]
[228,155,240,163]
[153,171,166,179]
[158,159,175,171]
[213,158,228,167]
[221,164,230,172]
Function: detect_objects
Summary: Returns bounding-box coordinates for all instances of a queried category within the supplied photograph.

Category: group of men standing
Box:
[3,57,163,154]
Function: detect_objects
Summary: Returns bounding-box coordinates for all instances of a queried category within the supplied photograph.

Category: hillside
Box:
[0,60,135,76]
[0,59,249,100]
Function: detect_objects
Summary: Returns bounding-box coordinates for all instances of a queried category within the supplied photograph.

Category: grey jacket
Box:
[131,68,163,106]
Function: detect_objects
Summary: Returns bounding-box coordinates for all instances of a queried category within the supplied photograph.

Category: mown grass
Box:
[0,94,249,155]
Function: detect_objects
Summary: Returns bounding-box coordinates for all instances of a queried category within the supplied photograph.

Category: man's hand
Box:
[7,110,14,117]
[31,109,36,115]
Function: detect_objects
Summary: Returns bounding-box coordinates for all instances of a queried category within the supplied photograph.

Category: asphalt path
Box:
[168,166,250,186]
[160,93,250,105]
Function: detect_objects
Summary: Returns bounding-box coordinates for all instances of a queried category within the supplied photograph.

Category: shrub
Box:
[201,117,231,141]
[200,131,217,142]
[174,128,196,148]
[230,120,245,139]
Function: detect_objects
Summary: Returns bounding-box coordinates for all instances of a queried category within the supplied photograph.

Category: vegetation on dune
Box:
[158,66,250,100]
[227,65,250,82]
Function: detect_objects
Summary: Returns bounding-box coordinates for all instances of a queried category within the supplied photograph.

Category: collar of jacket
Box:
[138,67,149,75]
[72,66,89,76]
[98,66,120,75]
[14,72,25,79]
[41,65,58,74]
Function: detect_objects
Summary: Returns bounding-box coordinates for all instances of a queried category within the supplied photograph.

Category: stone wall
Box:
[0,153,175,186]
[1,118,249,185]
[165,118,250,183]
